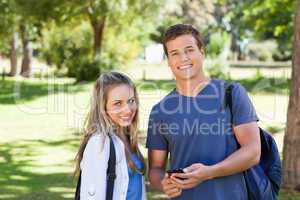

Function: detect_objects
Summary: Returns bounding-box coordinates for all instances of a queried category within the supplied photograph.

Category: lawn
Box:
[0,75,299,200]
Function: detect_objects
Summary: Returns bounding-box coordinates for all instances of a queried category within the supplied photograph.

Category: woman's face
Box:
[106,84,137,127]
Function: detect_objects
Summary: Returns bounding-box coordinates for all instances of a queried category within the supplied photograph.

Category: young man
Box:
[146,24,261,199]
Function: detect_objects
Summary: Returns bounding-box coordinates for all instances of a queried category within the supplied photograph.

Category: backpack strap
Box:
[224,82,234,124]
[106,135,117,200]
[224,81,252,199]
[74,171,81,200]
[74,135,117,200]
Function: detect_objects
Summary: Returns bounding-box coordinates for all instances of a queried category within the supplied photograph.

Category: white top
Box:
[80,133,147,200]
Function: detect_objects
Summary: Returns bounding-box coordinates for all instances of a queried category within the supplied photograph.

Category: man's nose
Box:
[179,52,189,62]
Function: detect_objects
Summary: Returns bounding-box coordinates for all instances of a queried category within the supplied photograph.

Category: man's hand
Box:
[170,163,212,189]
[148,150,182,197]
[162,174,182,198]
[170,122,261,191]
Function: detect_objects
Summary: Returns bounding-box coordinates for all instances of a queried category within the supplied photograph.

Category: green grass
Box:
[234,76,290,95]
[0,77,86,105]
[0,76,299,199]
[0,136,79,200]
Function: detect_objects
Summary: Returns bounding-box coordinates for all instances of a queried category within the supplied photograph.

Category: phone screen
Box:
[167,168,184,176]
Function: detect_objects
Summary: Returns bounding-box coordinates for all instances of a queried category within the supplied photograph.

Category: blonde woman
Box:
[75,72,147,200]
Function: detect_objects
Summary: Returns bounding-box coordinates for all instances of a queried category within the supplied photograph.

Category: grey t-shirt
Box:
[146,79,258,200]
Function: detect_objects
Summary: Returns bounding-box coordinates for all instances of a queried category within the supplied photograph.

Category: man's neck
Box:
[176,75,211,97]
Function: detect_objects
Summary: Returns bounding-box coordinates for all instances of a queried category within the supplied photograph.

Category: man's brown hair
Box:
[162,24,205,57]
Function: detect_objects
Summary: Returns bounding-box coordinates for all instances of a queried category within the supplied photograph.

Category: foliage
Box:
[246,40,278,61]
[224,0,296,60]
[0,0,17,55]
[205,31,231,79]
[40,15,160,81]
[39,0,163,81]
[40,22,100,81]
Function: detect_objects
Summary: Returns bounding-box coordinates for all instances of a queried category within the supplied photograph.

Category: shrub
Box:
[205,31,231,79]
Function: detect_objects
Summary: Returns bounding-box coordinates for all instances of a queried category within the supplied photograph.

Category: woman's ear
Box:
[200,48,205,55]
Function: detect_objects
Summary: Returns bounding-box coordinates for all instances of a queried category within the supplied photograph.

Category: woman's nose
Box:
[122,104,132,114]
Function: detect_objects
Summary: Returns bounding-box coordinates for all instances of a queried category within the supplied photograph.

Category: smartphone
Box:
[166,168,184,177]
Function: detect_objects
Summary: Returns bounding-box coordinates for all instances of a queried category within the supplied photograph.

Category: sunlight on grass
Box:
[3,185,29,192]
[48,187,74,193]
[10,175,29,181]
[0,194,16,199]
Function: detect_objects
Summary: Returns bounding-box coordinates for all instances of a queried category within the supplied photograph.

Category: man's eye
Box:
[171,52,178,56]
[187,48,194,52]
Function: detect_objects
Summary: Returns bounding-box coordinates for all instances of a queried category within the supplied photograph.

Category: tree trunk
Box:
[9,32,18,76]
[20,25,32,78]
[91,17,106,60]
[282,0,300,191]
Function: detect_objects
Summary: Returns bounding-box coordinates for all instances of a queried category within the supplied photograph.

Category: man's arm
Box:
[148,149,168,191]
[209,121,261,177]
[171,122,261,189]
[148,149,182,197]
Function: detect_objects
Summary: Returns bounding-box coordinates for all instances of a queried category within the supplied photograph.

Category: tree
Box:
[173,0,296,60]
[2,0,68,77]
[282,0,300,191]
[149,0,244,59]
[228,0,296,60]
[37,0,162,81]
[19,23,33,77]
[67,0,162,60]
[9,32,18,76]
[13,0,61,77]
[0,0,19,76]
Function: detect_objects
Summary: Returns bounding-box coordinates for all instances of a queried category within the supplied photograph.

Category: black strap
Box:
[225,82,243,149]
[106,135,116,200]
[74,135,116,200]
[74,171,81,200]
[224,82,234,125]
[224,82,251,199]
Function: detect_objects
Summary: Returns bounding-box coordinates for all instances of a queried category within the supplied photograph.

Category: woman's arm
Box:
[80,135,108,200]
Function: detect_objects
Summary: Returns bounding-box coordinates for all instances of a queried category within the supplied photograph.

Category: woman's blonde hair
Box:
[74,72,146,176]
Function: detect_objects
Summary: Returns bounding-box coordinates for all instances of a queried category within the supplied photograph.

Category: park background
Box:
[0,0,300,199]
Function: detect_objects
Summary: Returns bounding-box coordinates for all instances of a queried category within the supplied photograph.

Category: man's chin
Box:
[176,73,197,81]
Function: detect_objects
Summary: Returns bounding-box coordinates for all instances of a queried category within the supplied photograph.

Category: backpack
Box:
[74,135,116,200]
[225,82,282,200]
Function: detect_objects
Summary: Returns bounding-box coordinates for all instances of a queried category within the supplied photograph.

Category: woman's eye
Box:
[114,102,121,106]
[128,99,135,104]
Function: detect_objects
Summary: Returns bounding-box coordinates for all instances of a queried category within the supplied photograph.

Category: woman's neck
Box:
[115,126,132,150]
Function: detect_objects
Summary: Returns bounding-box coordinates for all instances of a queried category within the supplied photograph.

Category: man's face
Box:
[166,34,205,81]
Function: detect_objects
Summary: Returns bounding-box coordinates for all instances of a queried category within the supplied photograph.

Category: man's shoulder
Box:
[149,89,177,116]
[152,89,176,107]
[211,78,227,86]
[217,79,245,91]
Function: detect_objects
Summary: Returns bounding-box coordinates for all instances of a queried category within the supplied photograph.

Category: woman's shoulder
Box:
[84,132,108,154]
[83,133,127,167]
[89,131,105,142]
[85,132,124,153]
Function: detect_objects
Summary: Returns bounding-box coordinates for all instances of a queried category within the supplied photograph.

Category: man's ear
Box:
[167,58,171,67]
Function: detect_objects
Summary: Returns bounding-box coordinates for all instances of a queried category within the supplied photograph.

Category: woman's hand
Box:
[161,174,182,198]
